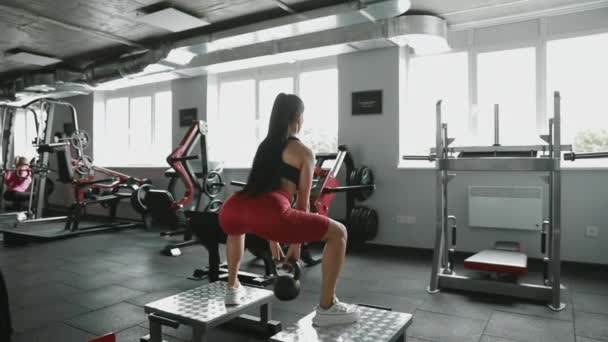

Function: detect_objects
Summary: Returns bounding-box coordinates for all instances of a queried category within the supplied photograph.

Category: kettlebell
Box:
[273,258,301,301]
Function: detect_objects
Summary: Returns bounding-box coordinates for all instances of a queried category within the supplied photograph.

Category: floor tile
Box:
[574,311,608,341]
[12,301,90,333]
[407,309,486,342]
[485,311,575,342]
[65,302,146,336]
[13,322,95,342]
[65,284,145,310]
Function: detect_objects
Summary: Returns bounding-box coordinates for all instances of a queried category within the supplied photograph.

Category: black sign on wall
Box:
[352,90,382,115]
[179,108,197,127]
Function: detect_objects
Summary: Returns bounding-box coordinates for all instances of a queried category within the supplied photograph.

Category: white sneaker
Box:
[312,298,359,327]
[225,285,247,306]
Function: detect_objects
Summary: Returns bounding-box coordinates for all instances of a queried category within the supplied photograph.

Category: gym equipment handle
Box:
[402,155,436,161]
[171,155,199,162]
[564,151,608,161]
[323,185,375,193]
[541,221,549,254]
[448,215,457,247]
[231,181,246,187]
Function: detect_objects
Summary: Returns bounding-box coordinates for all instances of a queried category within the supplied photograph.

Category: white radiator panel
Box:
[468,186,542,231]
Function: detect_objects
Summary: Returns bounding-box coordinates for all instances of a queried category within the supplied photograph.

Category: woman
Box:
[3,156,32,210]
[219,93,358,327]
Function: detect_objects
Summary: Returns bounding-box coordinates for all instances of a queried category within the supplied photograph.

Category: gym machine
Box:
[1,99,145,246]
[0,99,58,222]
[403,92,608,311]
[154,163,224,256]
[190,145,377,286]
[132,120,225,256]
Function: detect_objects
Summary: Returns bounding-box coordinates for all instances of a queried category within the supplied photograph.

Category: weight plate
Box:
[349,206,364,243]
[70,130,90,151]
[204,171,224,198]
[130,183,155,214]
[355,166,375,201]
[206,199,223,212]
[347,169,358,186]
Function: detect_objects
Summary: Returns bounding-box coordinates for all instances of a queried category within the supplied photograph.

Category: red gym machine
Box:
[133,120,225,256]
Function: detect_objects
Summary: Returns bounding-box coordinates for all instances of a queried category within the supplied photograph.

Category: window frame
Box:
[213,56,338,169]
[95,81,172,168]
[400,24,608,170]
[545,27,608,170]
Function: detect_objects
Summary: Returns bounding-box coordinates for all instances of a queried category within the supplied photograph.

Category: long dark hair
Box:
[240,93,304,195]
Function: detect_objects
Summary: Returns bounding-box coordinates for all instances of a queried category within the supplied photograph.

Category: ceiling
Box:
[0,0,604,78]
[0,0,348,75]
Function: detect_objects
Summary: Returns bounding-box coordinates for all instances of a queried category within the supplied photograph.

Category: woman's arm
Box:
[295,147,315,212]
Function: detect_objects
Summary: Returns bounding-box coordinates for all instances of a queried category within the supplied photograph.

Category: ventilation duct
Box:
[1,0,414,99]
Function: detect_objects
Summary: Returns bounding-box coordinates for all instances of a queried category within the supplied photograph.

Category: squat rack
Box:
[403,92,608,311]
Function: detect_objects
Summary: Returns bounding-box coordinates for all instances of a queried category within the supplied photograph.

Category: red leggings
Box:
[219,190,329,244]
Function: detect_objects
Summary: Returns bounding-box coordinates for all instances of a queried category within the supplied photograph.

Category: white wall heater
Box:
[468,186,542,231]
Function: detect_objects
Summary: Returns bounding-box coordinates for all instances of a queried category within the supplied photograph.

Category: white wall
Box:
[337,5,608,265]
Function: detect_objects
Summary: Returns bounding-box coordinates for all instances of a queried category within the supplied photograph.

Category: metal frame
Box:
[401,92,606,311]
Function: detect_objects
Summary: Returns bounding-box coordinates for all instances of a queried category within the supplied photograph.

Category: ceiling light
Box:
[5,52,62,66]
[165,49,196,65]
[136,8,210,32]
[141,63,174,74]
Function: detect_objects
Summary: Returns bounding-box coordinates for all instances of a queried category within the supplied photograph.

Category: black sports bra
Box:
[281,137,301,187]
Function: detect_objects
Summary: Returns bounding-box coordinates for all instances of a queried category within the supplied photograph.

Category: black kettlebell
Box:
[273,258,301,301]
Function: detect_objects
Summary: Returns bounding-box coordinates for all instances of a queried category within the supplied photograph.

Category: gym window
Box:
[477,47,537,146]
[547,32,608,168]
[13,109,39,161]
[209,61,338,168]
[401,52,469,167]
[93,83,172,167]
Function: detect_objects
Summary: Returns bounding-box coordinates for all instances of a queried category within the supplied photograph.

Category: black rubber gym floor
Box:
[1,228,607,342]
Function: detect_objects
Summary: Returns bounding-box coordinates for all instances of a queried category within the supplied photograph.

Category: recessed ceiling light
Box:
[5,52,62,66]
[165,49,196,65]
[136,8,210,32]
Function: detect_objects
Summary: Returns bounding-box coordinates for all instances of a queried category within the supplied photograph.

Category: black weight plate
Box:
[355,167,375,201]
[206,199,223,212]
[347,169,357,186]
[365,208,379,241]
[130,184,155,215]
[350,206,365,243]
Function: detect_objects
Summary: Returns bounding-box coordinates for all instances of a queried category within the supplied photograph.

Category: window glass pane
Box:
[105,97,129,166]
[216,79,256,167]
[258,77,294,139]
[547,33,608,167]
[477,47,536,145]
[298,68,338,153]
[129,96,152,165]
[154,91,173,165]
[13,109,38,161]
[402,52,469,165]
